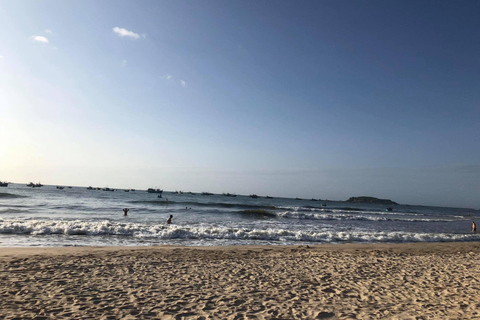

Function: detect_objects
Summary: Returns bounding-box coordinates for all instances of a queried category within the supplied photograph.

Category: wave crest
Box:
[0,219,476,244]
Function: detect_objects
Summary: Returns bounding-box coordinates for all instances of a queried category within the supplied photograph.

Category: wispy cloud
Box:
[0,55,4,59]
[32,36,49,44]
[162,74,187,88]
[45,29,52,34]
[121,60,127,67]
[113,27,140,39]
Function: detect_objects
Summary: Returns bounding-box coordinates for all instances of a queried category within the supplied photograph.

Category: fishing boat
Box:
[0,181,8,187]
[28,182,43,187]
[147,188,163,194]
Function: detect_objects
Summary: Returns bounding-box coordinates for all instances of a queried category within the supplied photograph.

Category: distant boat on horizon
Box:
[27,182,43,187]
[0,181,8,187]
[147,188,163,194]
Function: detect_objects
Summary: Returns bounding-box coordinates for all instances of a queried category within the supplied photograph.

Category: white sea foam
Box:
[0,219,477,245]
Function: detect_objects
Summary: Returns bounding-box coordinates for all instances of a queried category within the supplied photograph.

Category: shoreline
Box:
[2,242,480,319]
[2,240,480,256]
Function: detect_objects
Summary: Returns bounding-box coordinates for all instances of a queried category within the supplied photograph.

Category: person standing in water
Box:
[123,208,129,216]
[473,221,477,233]
[166,214,173,225]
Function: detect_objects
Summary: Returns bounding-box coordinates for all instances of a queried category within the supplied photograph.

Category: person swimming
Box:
[166,214,173,225]
[123,208,129,216]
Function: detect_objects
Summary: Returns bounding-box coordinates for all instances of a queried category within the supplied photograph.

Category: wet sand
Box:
[1,242,480,319]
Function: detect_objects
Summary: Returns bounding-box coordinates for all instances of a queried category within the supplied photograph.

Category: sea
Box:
[0,183,478,247]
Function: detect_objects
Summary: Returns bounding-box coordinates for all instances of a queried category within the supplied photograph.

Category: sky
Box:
[0,1,479,208]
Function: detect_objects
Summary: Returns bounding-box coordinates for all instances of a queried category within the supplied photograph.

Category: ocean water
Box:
[0,183,478,247]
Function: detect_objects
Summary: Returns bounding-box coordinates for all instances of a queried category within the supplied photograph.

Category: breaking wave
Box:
[272,210,457,222]
[0,219,477,244]
[237,209,277,218]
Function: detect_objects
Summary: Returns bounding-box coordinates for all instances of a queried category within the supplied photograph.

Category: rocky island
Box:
[346,196,398,205]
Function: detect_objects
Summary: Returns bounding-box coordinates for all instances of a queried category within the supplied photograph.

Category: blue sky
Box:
[1,1,479,208]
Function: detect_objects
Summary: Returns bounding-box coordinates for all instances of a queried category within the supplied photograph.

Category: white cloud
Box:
[32,36,49,44]
[162,74,187,87]
[0,55,4,59]
[121,60,127,67]
[45,29,52,34]
[113,27,140,39]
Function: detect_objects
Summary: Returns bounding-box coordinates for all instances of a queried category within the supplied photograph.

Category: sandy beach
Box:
[1,242,480,319]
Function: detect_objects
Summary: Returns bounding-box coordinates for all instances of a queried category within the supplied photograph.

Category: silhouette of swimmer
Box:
[166,214,173,225]
[473,221,477,233]
[123,208,129,216]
